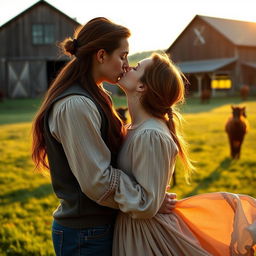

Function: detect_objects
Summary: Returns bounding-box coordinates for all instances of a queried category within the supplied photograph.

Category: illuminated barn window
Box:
[32,24,55,44]
[211,75,232,89]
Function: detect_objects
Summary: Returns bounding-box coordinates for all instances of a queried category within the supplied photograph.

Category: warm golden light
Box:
[211,75,232,89]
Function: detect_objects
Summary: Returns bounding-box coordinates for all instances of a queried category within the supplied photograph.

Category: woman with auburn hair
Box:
[32,18,174,256]
[97,53,256,255]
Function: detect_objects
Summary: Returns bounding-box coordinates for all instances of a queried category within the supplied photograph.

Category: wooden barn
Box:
[0,0,80,98]
[166,15,256,96]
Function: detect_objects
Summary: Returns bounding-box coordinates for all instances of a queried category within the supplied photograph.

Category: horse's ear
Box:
[242,107,247,117]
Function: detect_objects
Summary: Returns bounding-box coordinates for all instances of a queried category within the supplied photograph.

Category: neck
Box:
[126,93,153,128]
[91,57,103,85]
[92,69,102,86]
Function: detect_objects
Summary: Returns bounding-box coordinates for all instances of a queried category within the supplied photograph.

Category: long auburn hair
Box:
[140,53,195,179]
[32,17,130,170]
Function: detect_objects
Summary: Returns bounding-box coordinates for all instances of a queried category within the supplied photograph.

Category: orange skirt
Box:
[113,192,256,256]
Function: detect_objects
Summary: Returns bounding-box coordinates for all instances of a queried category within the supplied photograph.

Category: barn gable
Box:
[167,15,236,62]
[0,0,80,58]
[200,16,256,47]
[0,0,79,29]
[166,15,256,95]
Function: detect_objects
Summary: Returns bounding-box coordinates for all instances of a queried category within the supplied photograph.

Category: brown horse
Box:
[225,106,249,159]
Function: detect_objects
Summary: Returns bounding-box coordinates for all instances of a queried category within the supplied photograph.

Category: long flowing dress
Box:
[110,118,256,256]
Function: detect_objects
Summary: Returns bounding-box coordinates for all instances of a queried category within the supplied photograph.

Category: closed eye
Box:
[133,63,140,70]
[133,62,140,70]
[121,52,128,60]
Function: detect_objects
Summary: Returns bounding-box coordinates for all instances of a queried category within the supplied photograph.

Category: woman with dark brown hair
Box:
[31,18,175,256]
[97,53,256,255]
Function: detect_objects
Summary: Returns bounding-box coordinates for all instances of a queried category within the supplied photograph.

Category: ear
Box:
[136,83,147,93]
[96,49,106,64]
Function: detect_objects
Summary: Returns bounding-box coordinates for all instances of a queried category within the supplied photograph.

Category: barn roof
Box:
[242,61,256,69]
[0,0,80,30]
[167,15,256,52]
[176,57,237,74]
[200,15,256,47]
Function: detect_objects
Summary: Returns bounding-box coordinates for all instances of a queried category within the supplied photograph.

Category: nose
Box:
[123,66,133,73]
[123,58,129,72]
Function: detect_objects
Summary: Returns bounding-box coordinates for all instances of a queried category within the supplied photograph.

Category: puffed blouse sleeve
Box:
[102,129,178,219]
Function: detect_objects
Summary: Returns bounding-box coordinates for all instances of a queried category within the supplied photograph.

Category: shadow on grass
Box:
[0,183,53,205]
[185,157,233,197]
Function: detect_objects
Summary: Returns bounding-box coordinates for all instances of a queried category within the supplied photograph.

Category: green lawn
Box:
[0,96,127,125]
[0,96,255,255]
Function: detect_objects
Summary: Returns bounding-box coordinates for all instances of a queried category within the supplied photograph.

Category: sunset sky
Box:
[1,0,256,54]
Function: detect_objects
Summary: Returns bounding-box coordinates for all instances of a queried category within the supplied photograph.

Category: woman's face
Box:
[118,58,152,93]
[99,38,129,84]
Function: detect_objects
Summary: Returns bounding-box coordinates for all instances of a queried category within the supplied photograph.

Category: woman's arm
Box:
[49,95,123,208]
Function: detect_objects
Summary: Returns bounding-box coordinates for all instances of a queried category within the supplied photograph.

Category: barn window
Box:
[211,74,232,89]
[32,24,55,44]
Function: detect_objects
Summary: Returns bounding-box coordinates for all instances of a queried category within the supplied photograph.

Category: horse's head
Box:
[231,106,246,118]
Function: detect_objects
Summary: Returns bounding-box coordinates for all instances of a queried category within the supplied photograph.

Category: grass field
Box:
[0,96,255,255]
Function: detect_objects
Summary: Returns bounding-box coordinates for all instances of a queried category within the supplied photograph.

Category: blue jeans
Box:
[52,220,113,256]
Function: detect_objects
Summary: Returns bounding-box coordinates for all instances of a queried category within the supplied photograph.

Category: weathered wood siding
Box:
[238,46,256,61]
[0,2,79,58]
[168,17,235,62]
[0,58,6,95]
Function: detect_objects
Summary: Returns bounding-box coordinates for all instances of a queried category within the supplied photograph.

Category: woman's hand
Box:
[158,192,177,214]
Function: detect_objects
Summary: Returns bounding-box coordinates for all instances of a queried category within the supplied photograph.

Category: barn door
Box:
[8,61,30,98]
[0,59,6,95]
[8,60,47,98]
[30,61,47,97]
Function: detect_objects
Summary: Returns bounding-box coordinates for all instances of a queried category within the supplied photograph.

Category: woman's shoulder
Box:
[55,95,96,108]
[50,95,102,128]
[53,95,98,115]
[130,119,174,144]
[131,121,178,155]
[136,118,170,136]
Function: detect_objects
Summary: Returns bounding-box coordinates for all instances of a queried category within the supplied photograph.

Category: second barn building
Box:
[166,15,256,96]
